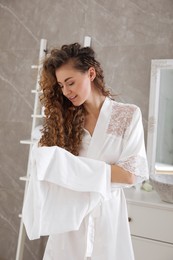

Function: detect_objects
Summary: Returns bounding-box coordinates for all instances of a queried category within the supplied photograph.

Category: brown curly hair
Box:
[39,43,111,155]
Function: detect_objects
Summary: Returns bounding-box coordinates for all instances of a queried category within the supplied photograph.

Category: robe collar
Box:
[84,97,112,159]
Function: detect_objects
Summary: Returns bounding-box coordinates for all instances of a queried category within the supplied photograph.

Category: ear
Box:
[88,67,96,81]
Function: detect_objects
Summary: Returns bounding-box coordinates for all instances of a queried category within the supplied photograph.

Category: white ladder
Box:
[15,38,48,260]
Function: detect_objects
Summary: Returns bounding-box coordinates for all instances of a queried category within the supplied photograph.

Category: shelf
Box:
[124,188,173,210]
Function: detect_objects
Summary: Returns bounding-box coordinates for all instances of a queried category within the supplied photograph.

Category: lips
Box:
[68,95,77,101]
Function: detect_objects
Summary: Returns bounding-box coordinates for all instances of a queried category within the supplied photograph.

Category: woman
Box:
[22,43,149,260]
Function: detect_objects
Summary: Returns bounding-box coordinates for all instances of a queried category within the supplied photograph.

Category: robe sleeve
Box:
[112,107,149,189]
[22,144,111,240]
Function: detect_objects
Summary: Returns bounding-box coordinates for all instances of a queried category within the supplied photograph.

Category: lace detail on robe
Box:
[107,103,137,137]
[117,155,148,177]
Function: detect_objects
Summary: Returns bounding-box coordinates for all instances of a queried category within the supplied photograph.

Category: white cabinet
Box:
[132,236,173,260]
[124,188,173,260]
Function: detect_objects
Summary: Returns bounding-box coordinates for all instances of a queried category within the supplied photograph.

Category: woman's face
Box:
[55,63,95,106]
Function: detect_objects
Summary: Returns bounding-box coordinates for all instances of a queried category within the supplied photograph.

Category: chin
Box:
[71,100,84,107]
[72,102,83,107]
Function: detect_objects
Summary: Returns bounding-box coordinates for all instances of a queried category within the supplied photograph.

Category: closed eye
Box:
[67,82,74,87]
[57,80,74,89]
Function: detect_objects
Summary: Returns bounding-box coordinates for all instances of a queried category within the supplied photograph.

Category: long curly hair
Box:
[39,43,111,155]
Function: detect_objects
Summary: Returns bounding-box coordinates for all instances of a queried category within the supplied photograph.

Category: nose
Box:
[62,85,71,96]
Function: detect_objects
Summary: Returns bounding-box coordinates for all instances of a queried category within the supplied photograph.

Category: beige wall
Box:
[0,0,173,259]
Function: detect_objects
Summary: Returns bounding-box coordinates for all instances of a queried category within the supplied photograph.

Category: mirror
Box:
[147,59,173,175]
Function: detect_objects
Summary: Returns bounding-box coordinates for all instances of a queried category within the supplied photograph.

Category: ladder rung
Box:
[31,65,41,69]
[20,140,35,145]
[31,89,43,94]
[31,114,43,118]
[19,176,30,181]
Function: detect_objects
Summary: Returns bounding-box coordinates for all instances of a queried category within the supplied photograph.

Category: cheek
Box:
[80,78,91,95]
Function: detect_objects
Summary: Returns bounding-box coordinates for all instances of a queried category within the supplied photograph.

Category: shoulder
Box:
[110,100,140,119]
[111,99,138,111]
[107,100,141,137]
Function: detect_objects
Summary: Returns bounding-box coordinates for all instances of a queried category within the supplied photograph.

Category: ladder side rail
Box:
[15,39,47,260]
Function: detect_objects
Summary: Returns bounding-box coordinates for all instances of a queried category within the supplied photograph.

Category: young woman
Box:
[22,43,149,260]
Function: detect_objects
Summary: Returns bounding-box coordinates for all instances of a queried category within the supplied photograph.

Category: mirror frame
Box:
[147,59,173,175]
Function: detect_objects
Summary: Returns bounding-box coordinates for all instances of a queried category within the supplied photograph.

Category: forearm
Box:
[111,164,136,184]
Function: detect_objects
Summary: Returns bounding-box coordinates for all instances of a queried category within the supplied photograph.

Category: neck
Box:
[83,93,106,117]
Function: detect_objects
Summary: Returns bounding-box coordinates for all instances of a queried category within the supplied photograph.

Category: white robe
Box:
[22,97,149,260]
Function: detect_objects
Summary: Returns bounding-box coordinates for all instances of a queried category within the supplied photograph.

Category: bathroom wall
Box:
[0,0,173,259]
